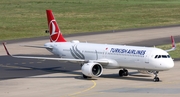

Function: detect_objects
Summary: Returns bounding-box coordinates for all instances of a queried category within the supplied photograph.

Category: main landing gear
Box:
[119,69,128,76]
[153,71,160,82]
[82,74,92,79]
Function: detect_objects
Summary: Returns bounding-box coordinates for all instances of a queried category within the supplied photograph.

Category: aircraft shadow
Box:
[0,55,160,82]
[100,74,154,82]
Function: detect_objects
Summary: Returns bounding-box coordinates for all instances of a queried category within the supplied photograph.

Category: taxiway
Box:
[0,26,180,97]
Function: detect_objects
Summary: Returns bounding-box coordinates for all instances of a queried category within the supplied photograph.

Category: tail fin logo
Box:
[49,20,60,42]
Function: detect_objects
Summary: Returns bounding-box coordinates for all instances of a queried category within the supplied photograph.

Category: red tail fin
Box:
[46,10,66,42]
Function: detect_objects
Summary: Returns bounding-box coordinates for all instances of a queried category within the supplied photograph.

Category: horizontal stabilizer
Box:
[21,45,52,49]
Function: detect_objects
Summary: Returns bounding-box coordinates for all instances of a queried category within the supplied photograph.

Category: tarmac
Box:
[0,26,180,97]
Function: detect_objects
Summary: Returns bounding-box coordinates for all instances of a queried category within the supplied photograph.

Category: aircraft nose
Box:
[164,59,174,69]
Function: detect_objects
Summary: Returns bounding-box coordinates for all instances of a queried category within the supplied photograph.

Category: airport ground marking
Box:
[21,62,26,64]
[29,62,34,64]
[64,80,96,97]
[36,61,42,64]
[0,64,31,69]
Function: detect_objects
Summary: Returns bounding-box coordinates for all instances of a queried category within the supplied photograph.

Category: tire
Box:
[83,74,88,79]
[119,70,124,77]
[153,77,160,82]
[124,70,128,76]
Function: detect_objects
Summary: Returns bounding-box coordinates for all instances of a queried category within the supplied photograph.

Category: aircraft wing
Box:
[165,36,176,52]
[2,43,109,65]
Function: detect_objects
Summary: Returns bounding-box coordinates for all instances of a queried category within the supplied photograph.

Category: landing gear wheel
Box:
[119,70,124,76]
[153,71,160,82]
[119,69,128,77]
[82,74,91,79]
[124,70,128,76]
[153,77,160,82]
[83,74,88,79]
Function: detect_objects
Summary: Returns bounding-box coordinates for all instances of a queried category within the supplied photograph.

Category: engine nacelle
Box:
[138,70,152,74]
[81,63,103,77]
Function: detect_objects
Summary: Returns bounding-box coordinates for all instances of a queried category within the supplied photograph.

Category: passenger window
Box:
[154,55,158,58]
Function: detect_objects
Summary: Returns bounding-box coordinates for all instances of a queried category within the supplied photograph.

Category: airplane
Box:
[2,10,176,82]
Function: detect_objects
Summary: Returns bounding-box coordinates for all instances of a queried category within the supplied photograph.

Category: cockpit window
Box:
[162,55,167,58]
[158,55,161,58]
[154,55,171,59]
[154,55,158,58]
[167,55,171,58]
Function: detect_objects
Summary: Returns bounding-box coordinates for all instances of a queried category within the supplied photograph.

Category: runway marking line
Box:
[36,61,42,64]
[63,80,96,97]
[29,62,34,64]
[0,64,31,70]
[21,62,26,64]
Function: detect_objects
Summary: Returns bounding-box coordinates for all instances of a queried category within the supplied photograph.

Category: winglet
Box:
[165,36,176,52]
[2,42,11,56]
[171,36,176,49]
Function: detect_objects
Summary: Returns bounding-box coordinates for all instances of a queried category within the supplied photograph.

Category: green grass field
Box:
[158,43,180,59]
[0,0,180,40]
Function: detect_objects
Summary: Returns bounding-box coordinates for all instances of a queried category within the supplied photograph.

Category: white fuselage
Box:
[44,41,174,71]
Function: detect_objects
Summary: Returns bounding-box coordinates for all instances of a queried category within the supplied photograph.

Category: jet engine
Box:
[81,63,103,77]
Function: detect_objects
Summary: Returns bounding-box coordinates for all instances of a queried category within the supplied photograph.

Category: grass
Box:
[0,0,180,40]
[158,43,180,59]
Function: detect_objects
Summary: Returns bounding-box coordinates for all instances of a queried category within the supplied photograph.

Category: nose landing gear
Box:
[153,71,160,82]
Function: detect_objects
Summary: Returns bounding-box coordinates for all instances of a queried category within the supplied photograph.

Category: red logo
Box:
[49,20,60,42]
